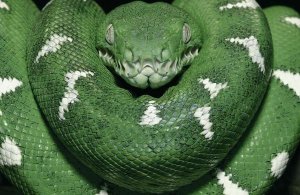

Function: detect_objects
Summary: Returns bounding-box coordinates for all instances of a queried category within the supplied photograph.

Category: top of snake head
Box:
[97,1,202,89]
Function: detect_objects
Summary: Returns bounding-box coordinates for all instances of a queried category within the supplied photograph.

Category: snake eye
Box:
[106,24,114,45]
[183,23,191,44]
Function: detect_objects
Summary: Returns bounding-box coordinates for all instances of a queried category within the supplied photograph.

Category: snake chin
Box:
[99,47,199,89]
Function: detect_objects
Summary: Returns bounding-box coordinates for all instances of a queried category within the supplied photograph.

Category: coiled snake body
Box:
[0,0,299,194]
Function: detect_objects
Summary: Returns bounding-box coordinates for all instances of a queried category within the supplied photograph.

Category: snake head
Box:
[97,1,202,89]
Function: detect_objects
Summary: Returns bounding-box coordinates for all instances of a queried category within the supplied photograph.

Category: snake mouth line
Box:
[99,47,199,77]
[98,47,199,88]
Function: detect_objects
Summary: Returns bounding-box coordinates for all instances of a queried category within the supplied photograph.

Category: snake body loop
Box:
[29,0,272,192]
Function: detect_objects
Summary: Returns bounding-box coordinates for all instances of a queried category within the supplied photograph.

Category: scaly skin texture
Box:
[174,5,300,195]
[0,0,299,194]
[0,0,103,194]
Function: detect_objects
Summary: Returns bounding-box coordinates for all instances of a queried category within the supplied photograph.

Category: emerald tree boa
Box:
[0,0,299,194]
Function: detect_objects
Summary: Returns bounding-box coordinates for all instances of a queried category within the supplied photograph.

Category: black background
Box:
[33,0,300,12]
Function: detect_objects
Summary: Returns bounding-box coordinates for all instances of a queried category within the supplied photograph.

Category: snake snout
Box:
[141,66,155,77]
[141,59,157,76]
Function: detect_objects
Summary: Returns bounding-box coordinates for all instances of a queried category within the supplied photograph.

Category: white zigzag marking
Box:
[270,151,289,178]
[42,0,54,11]
[95,190,108,195]
[284,17,300,28]
[227,36,265,73]
[59,70,94,120]
[198,78,228,99]
[273,70,300,97]
[0,77,23,98]
[35,34,73,63]
[219,0,259,11]
[95,183,109,195]
[194,106,214,140]
[0,77,22,125]
[139,101,162,126]
[273,70,300,98]
[0,137,22,166]
[0,0,9,10]
[217,170,249,195]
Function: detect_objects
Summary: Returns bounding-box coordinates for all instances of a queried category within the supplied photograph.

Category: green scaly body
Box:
[0,0,299,194]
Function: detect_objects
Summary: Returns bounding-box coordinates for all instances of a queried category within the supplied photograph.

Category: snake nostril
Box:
[124,49,134,62]
[161,49,171,62]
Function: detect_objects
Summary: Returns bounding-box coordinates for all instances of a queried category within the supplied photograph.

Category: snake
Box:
[0,0,299,194]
